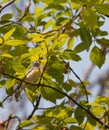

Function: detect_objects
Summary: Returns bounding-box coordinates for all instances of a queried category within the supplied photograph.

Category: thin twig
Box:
[2,114,21,130]
[69,66,89,103]
[17,0,31,22]
[0,20,22,25]
[0,22,12,28]
[0,95,10,106]
[0,0,15,13]
[27,94,41,120]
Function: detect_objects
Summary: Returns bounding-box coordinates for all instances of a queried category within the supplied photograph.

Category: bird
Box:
[15,61,41,99]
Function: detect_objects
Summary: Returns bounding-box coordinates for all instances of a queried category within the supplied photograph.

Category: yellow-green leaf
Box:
[92,107,105,116]
[4,28,16,40]
[29,33,44,42]
[82,9,97,28]
[33,126,45,130]
[67,37,74,49]
[90,46,105,68]
[35,7,43,18]
[58,34,69,41]
[32,37,44,42]
[18,120,33,128]
[0,37,4,45]
[4,39,26,46]
[6,79,16,89]
[1,53,13,58]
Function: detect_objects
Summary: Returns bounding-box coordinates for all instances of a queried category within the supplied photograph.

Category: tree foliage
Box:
[0,0,109,129]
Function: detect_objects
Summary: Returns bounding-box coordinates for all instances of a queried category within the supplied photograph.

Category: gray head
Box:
[32,61,39,68]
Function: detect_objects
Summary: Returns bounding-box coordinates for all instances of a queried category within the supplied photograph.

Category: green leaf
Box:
[33,115,53,124]
[13,25,28,40]
[74,42,88,53]
[59,50,81,61]
[20,53,31,62]
[74,107,86,125]
[88,117,96,126]
[70,125,83,130]
[64,117,77,124]
[12,62,25,73]
[10,46,28,57]
[79,25,92,50]
[97,38,109,47]
[96,4,109,16]
[82,9,97,28]
[90,46,105,68]
[4,28,16,40]
[40,85,64,103]
[26,88,38,103]
[47,61,64,83]
[62,82,72,91]
[93,28,108,37]
[0,80,6,88]
[57,17,69,25]
[4,39,27,46]
[46,3,65,10]
[23,13,35,22]
[49,65,64,82]
[68,79,77,87]
[1,13,13,20]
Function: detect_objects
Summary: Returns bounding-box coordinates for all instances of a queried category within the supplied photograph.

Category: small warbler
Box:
[15,61,41,99]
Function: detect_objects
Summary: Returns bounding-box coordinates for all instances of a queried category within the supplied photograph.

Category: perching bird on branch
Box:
[15,61,41,100]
